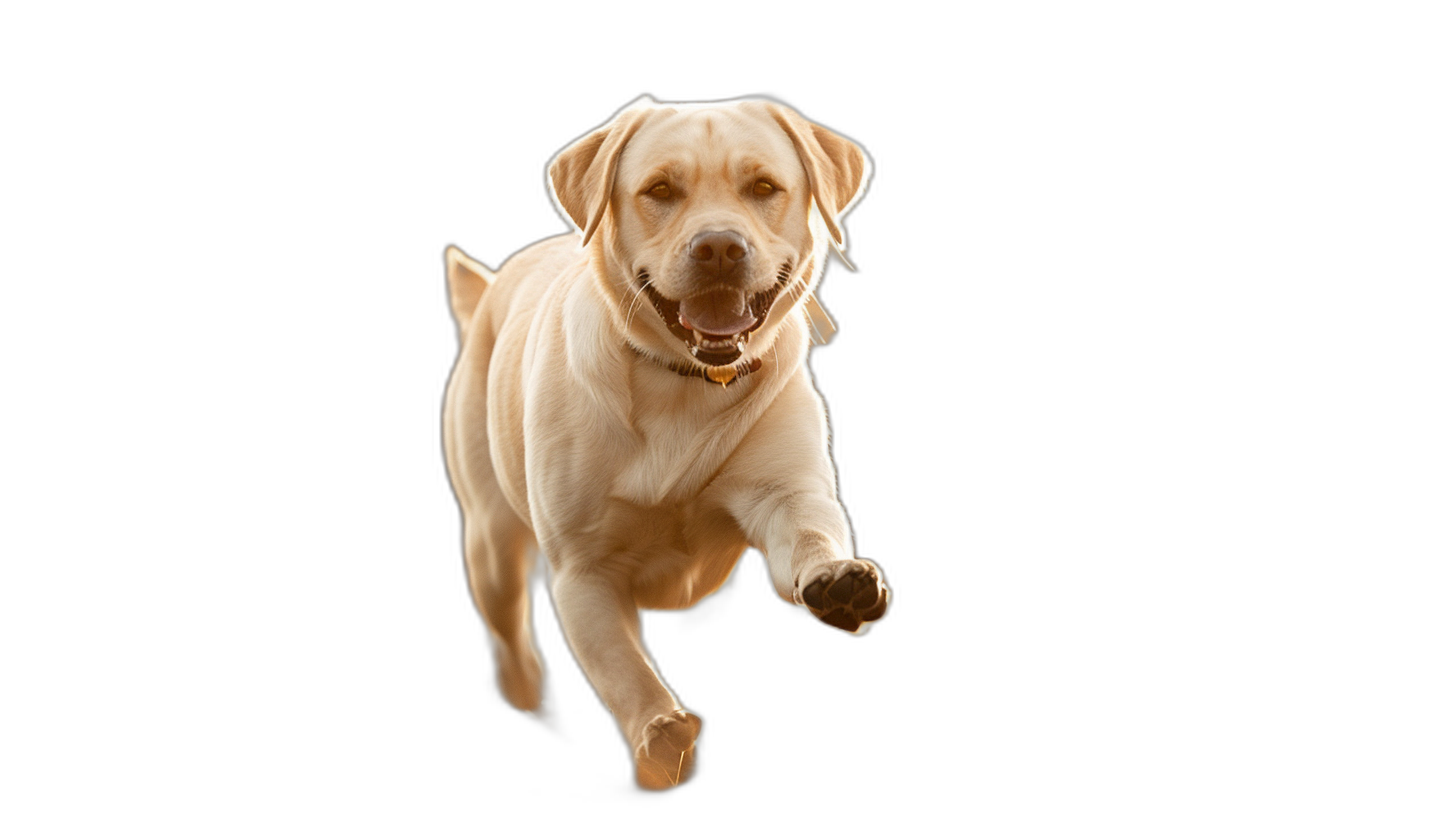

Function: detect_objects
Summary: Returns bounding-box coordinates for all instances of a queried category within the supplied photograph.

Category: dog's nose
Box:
[688,231,749,274]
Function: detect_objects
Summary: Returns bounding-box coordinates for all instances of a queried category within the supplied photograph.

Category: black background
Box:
[241,60,1240,804]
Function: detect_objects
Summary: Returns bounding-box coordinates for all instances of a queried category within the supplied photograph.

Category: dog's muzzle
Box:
[635,229,795,371]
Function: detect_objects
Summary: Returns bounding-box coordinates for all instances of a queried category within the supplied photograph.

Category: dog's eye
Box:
[752,180,776,197]
[646,183,673,199]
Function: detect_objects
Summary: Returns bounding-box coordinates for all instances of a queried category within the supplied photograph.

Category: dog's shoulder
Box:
[480,234,584,329]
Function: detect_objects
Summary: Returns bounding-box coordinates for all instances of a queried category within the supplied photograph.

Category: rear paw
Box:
[797,559,890,633]
[634,710,701,790]
[494,643,542,712]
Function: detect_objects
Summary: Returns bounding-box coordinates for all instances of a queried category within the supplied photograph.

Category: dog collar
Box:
[632,347,764,386]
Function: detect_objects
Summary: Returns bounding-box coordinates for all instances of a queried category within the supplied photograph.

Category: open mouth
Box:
[638,266,791,366]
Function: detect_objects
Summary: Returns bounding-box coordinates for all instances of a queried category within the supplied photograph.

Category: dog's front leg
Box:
[549,565,701,789]
[738,484,891,633]
[716,376,891,633]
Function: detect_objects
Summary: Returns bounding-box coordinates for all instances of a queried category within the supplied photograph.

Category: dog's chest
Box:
[610,375,756,505]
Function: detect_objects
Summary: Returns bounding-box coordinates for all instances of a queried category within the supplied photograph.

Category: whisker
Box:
[623,278,652,328]
[620,275,649,313]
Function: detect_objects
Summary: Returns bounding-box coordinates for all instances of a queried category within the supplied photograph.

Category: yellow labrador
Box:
[441,96,888,789]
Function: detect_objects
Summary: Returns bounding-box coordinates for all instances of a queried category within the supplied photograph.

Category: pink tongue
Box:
[679,290,756,336]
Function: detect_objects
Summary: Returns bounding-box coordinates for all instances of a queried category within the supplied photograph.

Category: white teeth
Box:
[685,331,750,355]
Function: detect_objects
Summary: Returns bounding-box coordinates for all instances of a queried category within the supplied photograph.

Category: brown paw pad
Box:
[799,560,889,633]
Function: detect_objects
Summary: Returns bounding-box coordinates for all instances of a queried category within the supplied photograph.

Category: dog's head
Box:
[549,96,867,374]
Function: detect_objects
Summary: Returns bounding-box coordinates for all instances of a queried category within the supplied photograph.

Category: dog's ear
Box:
[765,103,869,250]
[549,97,655,245]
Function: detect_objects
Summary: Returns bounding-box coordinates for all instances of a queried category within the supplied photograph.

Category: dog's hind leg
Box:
[444,243,543,709]
[463,494,542,711]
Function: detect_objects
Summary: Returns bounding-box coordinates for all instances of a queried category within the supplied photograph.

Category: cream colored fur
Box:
[442,96,888,789]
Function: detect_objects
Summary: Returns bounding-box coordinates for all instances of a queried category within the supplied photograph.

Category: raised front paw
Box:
[796,559,890,633]
[634,710,702,790]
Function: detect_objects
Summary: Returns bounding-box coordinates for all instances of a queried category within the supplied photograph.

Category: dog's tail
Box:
[444,244,494,339]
